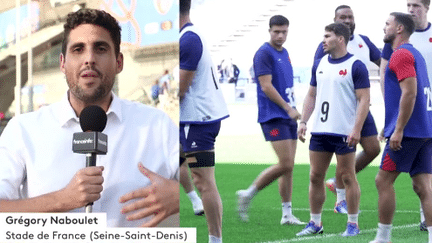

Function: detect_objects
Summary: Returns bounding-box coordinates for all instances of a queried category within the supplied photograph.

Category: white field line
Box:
[289,207,419,214]
[259,223,418,243]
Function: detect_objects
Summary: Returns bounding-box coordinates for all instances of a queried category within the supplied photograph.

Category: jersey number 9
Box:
[320,101,329,122]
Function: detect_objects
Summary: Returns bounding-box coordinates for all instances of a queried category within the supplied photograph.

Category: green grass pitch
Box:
[180,163,428,243]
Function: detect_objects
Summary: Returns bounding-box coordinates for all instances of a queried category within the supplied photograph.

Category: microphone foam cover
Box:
[79,105,107,132]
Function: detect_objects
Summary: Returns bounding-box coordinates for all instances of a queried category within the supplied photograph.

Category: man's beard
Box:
[68,80,113,104]
[383,33,395,44]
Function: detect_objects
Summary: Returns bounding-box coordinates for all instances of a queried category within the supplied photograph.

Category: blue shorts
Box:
[309,134,356,155]
[361,112,378,137]
[260,118,297,141]
[180,122,221,153]
[380,137,432,177]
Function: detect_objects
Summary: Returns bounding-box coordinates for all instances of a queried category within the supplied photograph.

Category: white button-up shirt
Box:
[0,93,179,227]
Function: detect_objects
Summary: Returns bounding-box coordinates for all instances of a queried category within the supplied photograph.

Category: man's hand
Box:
[389,130,403,151]
[119,163,179,227]
[297,122,307,143]
[287,108,301,121]
[59,166,104,210]
[347,130,361,148]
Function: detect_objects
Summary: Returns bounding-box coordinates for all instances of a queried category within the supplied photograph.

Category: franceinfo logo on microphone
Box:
[72,132,108,154]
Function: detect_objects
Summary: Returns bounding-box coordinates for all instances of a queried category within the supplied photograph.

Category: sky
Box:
[189,0,432,71]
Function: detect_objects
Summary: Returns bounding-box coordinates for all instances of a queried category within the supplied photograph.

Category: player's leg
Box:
[180,162,204,215]
[328,114,380,199]
[250,139,295,190]
[333,136,360,236]
[180,122,222,242]
[412,173,432,231]
[272,139,304,225]
[336,151,362,236]
[328,113,380,207]
[335,151,359,214]
[371,138,420,243]
[189,159,222,240]
[309,150,333,214]
[372,169,400,242]
[356,135,380,172]
[356,112,380,173]
[237,139,293,222]
[297,135,336,236]
[409,138,432,235]
[237,119,300,223]
[296,149,331,236]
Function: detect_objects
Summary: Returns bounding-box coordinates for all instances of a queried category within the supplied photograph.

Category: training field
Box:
[180,157,427,243]
[180,101,428,243]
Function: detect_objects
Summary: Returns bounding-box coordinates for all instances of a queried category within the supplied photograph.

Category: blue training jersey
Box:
[253,42,296,123]
[384,43,432,138]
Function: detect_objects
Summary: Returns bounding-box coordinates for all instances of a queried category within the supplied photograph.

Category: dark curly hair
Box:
[62,9,122,57]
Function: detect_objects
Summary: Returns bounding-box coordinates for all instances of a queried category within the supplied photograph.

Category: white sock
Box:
[347,214,359,224]
[244,185,258,198]
[282,202,292,216]
[428,226,432,243]
[310,213,321,225]
[375,223,392,242]
[209,235,222,243]
[421,202,425,222]
[336,188,346,204]
[187,191,201,205]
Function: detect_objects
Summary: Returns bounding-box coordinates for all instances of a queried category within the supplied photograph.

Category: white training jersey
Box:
[347,34,372,65]
[312,55,365,136]
[180,24,229,124]
[410,23,432,87]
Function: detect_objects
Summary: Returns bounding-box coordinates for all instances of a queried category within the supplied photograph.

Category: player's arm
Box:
[347,88,370,147]
[359,35,381,67]
[388,49,417,150]
[391,77,417,150]
[258,75,300,120]
[179,69,195,100]
[347,60,371,147]
[298,85,317,143]
[379,58,388,97]
[179,31,202,101]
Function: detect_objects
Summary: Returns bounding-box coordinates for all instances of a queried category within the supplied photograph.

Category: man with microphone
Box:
[0,8,179,227]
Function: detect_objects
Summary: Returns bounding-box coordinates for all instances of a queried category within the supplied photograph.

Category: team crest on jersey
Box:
[429,37,432,43]
[359,44,363,48]
[269,128,280,137]
[339,69,348,77]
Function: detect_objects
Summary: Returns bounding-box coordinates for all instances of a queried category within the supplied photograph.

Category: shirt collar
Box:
[180,22,193,32]
[415,22,431,32]
[57,92,123,128]
[106,92,122,123]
